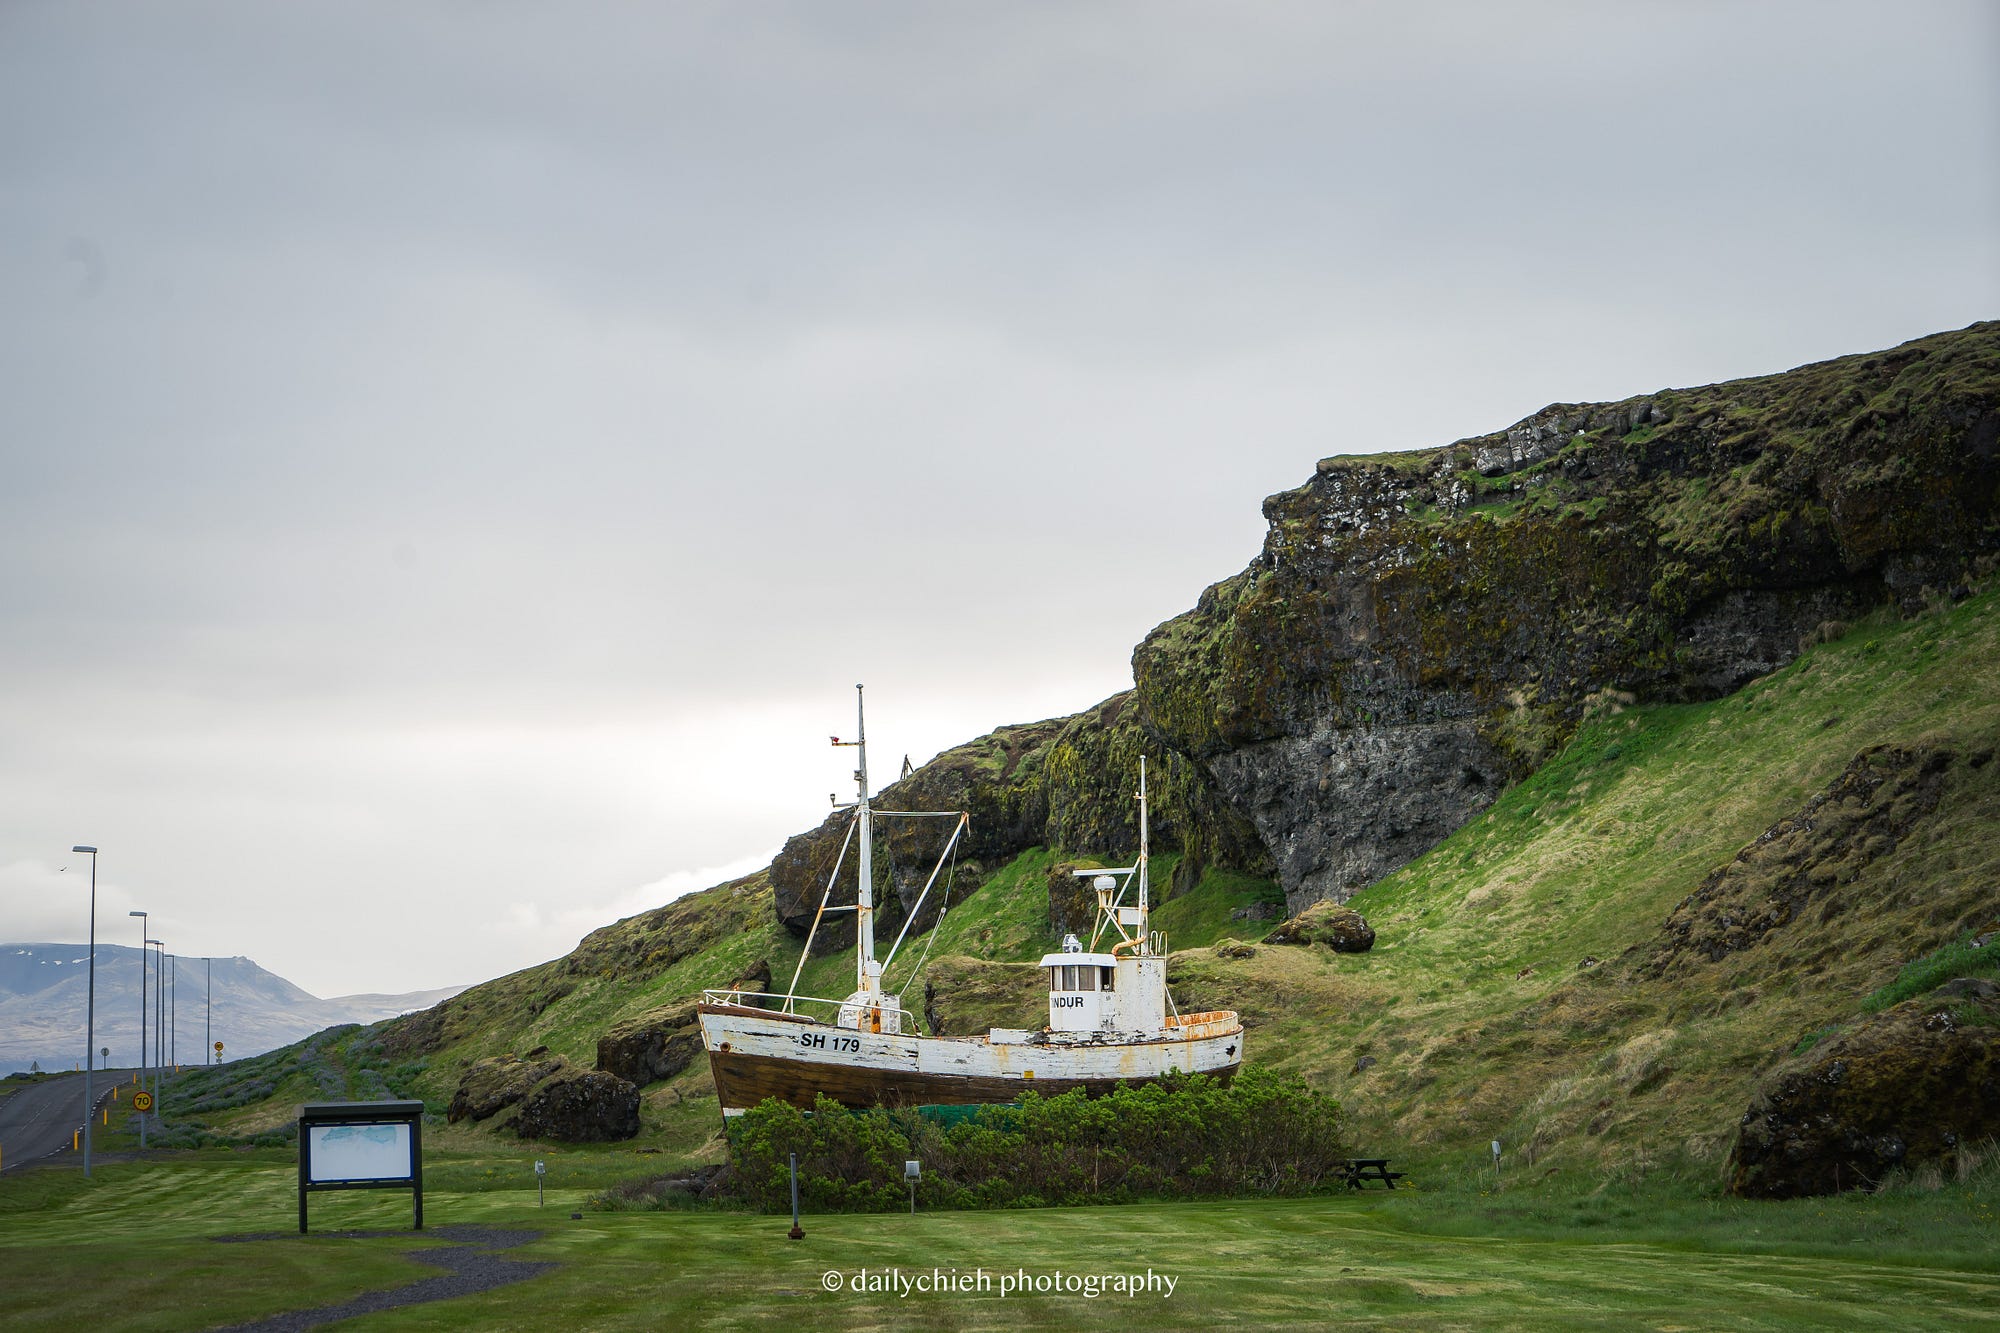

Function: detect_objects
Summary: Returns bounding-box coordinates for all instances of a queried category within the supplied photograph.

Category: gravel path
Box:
[211,1225,556,1331]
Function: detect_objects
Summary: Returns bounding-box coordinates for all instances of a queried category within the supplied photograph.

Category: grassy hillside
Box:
[1167,578,2000,1178]
[166,579,1999,1190]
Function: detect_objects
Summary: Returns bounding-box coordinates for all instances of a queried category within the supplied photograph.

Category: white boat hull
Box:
[698,1003,1244,1115]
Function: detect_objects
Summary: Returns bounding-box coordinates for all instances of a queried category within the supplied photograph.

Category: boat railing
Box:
[700,989,920,1026]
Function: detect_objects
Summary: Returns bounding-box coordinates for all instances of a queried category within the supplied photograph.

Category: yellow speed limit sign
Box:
[132,1091,154,1112]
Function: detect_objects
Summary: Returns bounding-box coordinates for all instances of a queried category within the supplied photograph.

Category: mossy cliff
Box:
[772,323,2000,931]
[770,695,1265,950]
[1134,321,2000,912]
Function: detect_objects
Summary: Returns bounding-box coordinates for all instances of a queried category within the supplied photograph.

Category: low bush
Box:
[727,1067,1349,1214]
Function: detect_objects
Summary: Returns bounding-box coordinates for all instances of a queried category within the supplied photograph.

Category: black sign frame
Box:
[297,1100,426,1233]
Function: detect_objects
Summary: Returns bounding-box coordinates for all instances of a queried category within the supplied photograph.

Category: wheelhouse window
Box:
[1051,965,1101,991]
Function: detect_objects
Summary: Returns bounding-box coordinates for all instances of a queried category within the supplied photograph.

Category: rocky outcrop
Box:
[448,1054,565,1124]
[752,324,2000,931]
[513,1068,641,1143]
[1645,743,1969,975]
[1728,988,2000,1197]
[770,697,1265,950]
[1263,902,1376,952]
[771,716,1064,949]
[731,958,773,997]
[450,1052,642,1142]
[1134,323,2000,913]
[1047,861,1098,938]
[596,1000,703,1088]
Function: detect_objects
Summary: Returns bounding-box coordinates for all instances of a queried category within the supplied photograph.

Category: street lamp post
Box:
[147,939,165,1129]
[73,846,98,1178]
[168,954,176,1073]
[128,911,146,1148]
[205,958,212,1066]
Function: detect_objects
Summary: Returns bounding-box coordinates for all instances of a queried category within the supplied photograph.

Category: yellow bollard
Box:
[112,1086,119,1101]
[103,1108,109,1125]
[72,1130,79,1150]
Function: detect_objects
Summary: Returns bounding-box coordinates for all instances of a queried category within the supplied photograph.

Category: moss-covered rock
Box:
[513,1067,641,1143]
[770,716,1062,948]
[1263,902,1376,952]
[1728,989,2000,1197]
[562,871,770,980]
[595,1000,703,1088]
[1645,742,1963,975]
[447,1053,566,1124]
[769,698,1265,948]
[750,323,1998,967]
[1046,861,1098,939]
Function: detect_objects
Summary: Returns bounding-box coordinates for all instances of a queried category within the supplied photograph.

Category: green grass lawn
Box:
[5,1150,1999,1331]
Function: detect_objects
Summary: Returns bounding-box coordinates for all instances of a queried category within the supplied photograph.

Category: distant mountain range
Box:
[0,943,464,1075]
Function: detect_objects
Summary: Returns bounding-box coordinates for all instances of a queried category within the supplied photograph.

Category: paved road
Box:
[0,1070,133,1172]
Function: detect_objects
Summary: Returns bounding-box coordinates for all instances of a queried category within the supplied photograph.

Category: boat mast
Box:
[853,684,876,998]
[1138,755,1149,919]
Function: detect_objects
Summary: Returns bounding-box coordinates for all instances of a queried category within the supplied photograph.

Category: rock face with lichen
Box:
[448,1053,566,1124]
[1046,861,1099,939]
[512,1067,641,1143]
[761,323,2000,930]
[770,695,1265,951]
[596,1000,704,1088]
[449,1052,642,1142]
[1133,323,2000,913]
[1728,986,2000,1198]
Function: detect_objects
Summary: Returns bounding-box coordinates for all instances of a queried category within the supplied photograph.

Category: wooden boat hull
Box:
[698,1004,1243,1115]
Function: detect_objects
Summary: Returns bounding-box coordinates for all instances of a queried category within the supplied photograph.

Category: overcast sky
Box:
[2,2,1994,997]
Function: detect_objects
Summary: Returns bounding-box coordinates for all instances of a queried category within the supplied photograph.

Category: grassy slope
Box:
[1168,581,2000,1178]
[170,582,1998,1188]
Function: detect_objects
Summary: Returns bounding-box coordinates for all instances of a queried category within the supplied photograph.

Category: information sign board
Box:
[297,1100,425,1233]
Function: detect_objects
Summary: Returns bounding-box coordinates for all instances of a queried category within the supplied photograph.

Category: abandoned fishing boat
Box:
[697,686,1244,1116]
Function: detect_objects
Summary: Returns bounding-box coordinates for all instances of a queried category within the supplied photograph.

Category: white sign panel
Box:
[307,1122,413,1183]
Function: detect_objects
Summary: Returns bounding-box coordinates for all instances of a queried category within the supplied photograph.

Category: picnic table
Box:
[1341,1157,1405,1189]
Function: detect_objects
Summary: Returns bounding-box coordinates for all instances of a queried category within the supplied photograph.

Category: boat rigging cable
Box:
[887,826,965,1027]
[879,812,970,976]
[781,815,858,1014]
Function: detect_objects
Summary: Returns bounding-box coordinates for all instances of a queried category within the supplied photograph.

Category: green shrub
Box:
[726,1067,1348,1213]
